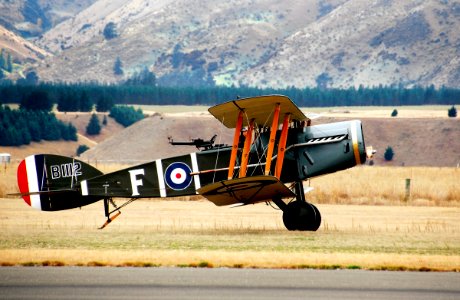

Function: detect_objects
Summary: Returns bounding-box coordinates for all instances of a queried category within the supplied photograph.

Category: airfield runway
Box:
[0,267,458,300]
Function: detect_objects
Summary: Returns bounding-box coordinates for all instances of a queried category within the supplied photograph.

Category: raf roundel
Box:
[164,162,193,190]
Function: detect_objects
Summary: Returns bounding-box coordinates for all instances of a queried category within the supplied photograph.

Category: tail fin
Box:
[17,154,104,211]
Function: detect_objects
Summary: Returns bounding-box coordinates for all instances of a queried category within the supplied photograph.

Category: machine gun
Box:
[168,135,218,150]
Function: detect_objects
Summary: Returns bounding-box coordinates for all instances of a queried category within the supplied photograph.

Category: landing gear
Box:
[273,182,321,231]
[282,201,321,231]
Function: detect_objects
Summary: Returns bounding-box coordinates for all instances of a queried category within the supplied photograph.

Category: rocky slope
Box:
[30,0,460,88]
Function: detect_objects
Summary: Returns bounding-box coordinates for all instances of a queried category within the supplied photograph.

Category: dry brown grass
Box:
[0,197,459,271]
[308,166,460,206]
[1,161,459,270]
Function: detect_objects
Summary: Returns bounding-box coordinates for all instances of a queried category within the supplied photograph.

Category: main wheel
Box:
[309,203,322,231]
[282,201,321,231]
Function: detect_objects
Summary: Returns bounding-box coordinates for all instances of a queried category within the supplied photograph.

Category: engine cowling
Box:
[294,120,366,179]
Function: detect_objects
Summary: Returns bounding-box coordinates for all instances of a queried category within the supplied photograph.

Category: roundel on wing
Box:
[164,162,193,190]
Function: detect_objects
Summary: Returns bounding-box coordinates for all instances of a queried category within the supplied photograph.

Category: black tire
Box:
[282,201,319,231]
[309,203,322,231]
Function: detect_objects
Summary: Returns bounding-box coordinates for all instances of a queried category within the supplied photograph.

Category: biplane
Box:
[15,95,366,231]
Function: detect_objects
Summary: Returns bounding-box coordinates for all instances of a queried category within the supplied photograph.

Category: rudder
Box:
[17,154,104,211]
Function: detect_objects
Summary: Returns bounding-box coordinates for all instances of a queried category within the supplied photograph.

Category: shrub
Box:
[448,105,457,118]
[391,109,398,117]
[109,105,144,127]
[384,146,394,161]
[76,145,90,156]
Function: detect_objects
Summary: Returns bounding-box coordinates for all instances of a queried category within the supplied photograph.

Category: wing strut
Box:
[239,118,255,178]
[274,113,291,179]
[227,110,243,179]
[264,103,280,175]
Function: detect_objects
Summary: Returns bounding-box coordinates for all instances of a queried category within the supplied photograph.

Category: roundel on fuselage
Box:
[164,162,192,190]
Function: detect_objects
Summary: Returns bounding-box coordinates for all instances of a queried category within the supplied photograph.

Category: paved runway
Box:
[0,267,459,300]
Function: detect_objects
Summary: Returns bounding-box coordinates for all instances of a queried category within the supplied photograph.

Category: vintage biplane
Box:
[15,95,366,231]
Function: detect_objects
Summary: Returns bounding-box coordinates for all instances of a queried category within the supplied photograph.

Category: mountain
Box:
[0,25,48,62]
[35,0,343,85]
[3,0,460,89]
[0,0,97,37]
[240,0,460,89]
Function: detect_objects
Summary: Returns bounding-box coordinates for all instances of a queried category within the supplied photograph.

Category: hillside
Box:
[80,112,235,163]
[0,0,97,37]
[1,109,458,167]
[22,0,459,89]
[0,25,49,70]
[82,113,460,167]
[241,1,460,89]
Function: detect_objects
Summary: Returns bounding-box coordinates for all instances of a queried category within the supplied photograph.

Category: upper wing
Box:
[208,95,308,128]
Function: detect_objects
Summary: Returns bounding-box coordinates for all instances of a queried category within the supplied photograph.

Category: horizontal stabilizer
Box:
[198,175,295,206]
[9,188,76,197]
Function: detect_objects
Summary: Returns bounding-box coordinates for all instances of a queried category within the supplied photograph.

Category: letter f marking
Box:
[129,169,145,196]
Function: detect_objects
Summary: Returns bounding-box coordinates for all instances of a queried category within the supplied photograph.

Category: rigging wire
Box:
[250,108,273,176]
[212,115,225,183]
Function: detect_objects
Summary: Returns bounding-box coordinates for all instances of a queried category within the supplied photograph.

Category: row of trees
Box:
[0,82,459,109]
[0,105,77,146]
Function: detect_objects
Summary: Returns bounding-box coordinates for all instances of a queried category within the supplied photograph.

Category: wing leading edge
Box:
[208,95,307,128]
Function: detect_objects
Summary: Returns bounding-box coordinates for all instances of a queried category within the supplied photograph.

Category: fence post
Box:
[404,178,411,201]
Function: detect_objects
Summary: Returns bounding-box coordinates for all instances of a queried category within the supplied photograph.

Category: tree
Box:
[113,57,123,76]
[6,53,12,72]
[103,22,118,40]
[384,146,394,161]
[76,145,90,156]
[0,49,5,70]
[25,71,39,85]
[86,113,101,135]
[125,67,156,86]
[391,109,398,117]
[96,95,114,112]
[20,90,53,111]
[448,105,457,118]
[79,91,93,112]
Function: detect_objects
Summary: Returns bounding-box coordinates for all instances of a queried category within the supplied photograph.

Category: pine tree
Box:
[96,95,114,112]
[86,113,101,135]
[384,146,394,161]
[20,90,53,111]
[78,90,92,112]
[391,109,398,117]
[6,53,12,72]
[0,49,4,70]
[448,105,457,118]
[103,22,118,40]
[114,57,124,76]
